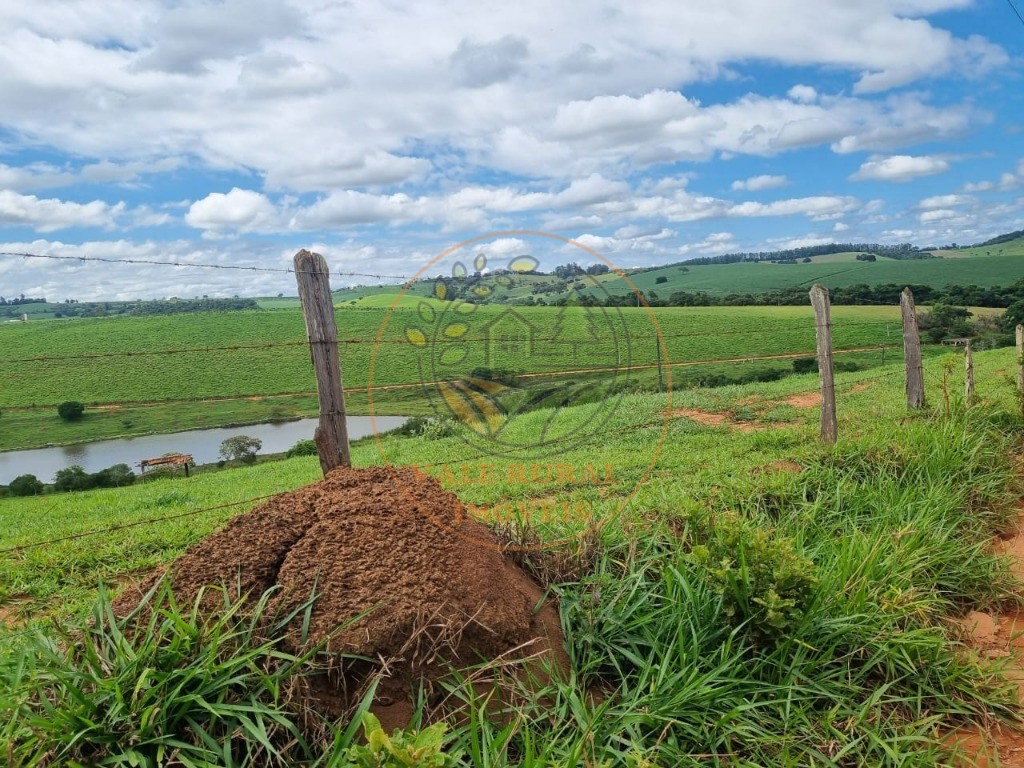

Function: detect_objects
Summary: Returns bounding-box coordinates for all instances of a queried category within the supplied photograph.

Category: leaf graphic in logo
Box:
[509,255,539,273]
[405,328,427,347]
[438,379,510,435]
[439,344,468,366]
[453,261,468,279]
[435,281,448,300]
[417,302,436,324]
[474,253,487,271]
[443,323,468,338]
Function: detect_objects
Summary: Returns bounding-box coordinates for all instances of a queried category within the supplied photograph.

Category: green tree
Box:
[53,465,94,492]
[285,439,318,458]
[919,303,972,343]
[219,435,262,464]
[93,464,135,488]
[10,474,44,496]
[1003,300,1024,331]
[57,401,85,421]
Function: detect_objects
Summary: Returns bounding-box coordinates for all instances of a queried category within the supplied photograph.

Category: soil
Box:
[0,595,32,628]
[753,460,803,475]
[670,407,783,433]
[114,466,568,730]
[947,512,1024,765]
[785,392,821,409]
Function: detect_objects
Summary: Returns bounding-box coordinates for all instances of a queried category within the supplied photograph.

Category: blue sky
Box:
[0,0,1022,300]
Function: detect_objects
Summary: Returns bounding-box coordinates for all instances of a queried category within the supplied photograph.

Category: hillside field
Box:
[590,249,1024,299]
[0,303,912,451]
[318,234,1024,307]
[2,347,1022,764]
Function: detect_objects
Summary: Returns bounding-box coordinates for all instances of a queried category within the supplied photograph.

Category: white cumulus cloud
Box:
[185,188,280,232]
[0,190,124,232]
[850,155,951,182]
[731,174,789,191]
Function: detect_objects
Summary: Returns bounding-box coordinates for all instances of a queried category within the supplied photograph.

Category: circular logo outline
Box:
[367,230,672,551]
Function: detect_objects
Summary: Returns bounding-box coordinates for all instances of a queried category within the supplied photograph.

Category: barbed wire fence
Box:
[0,249,1019,598]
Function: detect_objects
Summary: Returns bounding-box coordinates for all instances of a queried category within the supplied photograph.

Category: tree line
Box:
[49,297,260,318]
[561,279,1024,311]
[679,242,932,266]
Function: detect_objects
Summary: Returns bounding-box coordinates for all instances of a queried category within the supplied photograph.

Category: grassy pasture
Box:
[591,249,1024,298]
[0,304,904,450]
[1,346,1022,765]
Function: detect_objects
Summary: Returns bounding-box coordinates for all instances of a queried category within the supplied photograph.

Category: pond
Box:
[0,416,410,485]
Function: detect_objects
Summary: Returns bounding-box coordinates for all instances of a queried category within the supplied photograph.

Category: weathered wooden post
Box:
[964,339,975,404]
[900,288,926,409]
[809,284,837,445]
[1016,324,1023,394]
[294,249,351,472]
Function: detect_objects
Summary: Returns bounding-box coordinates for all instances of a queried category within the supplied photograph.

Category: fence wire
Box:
[0,366,911,559]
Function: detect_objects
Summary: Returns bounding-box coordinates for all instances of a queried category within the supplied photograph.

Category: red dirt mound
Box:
[115,466,567,725]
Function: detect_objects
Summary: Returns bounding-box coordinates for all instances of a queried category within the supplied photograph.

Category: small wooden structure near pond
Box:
[138,453,194,476]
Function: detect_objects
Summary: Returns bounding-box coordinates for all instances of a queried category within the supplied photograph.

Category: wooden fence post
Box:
[1016,324,1023,394]
[294,249,351,473]
[809,284,837,445]
[964,339,975,404]
[900,288,926,409]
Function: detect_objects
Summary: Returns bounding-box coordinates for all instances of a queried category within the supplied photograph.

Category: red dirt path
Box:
[947,510,1024,765]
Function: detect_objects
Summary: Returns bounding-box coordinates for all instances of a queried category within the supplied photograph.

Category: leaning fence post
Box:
[809,284,837,445]
[964,339,975,404]
[294,249,351,473]
[900,288,926,409]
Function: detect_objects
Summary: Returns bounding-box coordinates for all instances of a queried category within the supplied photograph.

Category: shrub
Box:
[655,276,668,284]
[419,417,460,440]
[9,474,44,496]
[344,712,460,768]
[286,439,318,458]
[468,367,519,385]
[93,463,135,488]
[219,435,262,464]
[920,303,972,343]
[57,401,85,421]
[792,357,818,374]
[53,465,95,492]
[689,511,817,640]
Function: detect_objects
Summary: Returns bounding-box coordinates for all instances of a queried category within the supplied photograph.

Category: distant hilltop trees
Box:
[0,295,46,305]
[49,296,260,318]
[680,242,933,266]
[976,230,1024,247]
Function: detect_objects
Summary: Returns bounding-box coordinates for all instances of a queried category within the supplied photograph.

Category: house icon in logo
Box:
[476,309,541,368]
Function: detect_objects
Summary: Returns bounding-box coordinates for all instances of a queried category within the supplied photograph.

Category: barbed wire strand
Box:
[0,320,904,366]
[0,344,901,413]
[4,251,996,310]
[0,494,279,556]
[0,251,409,281]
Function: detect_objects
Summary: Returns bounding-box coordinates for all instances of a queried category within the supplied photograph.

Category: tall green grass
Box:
[2,349,1023,764]
[433,410,1022,765]
[0,581,384,767]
